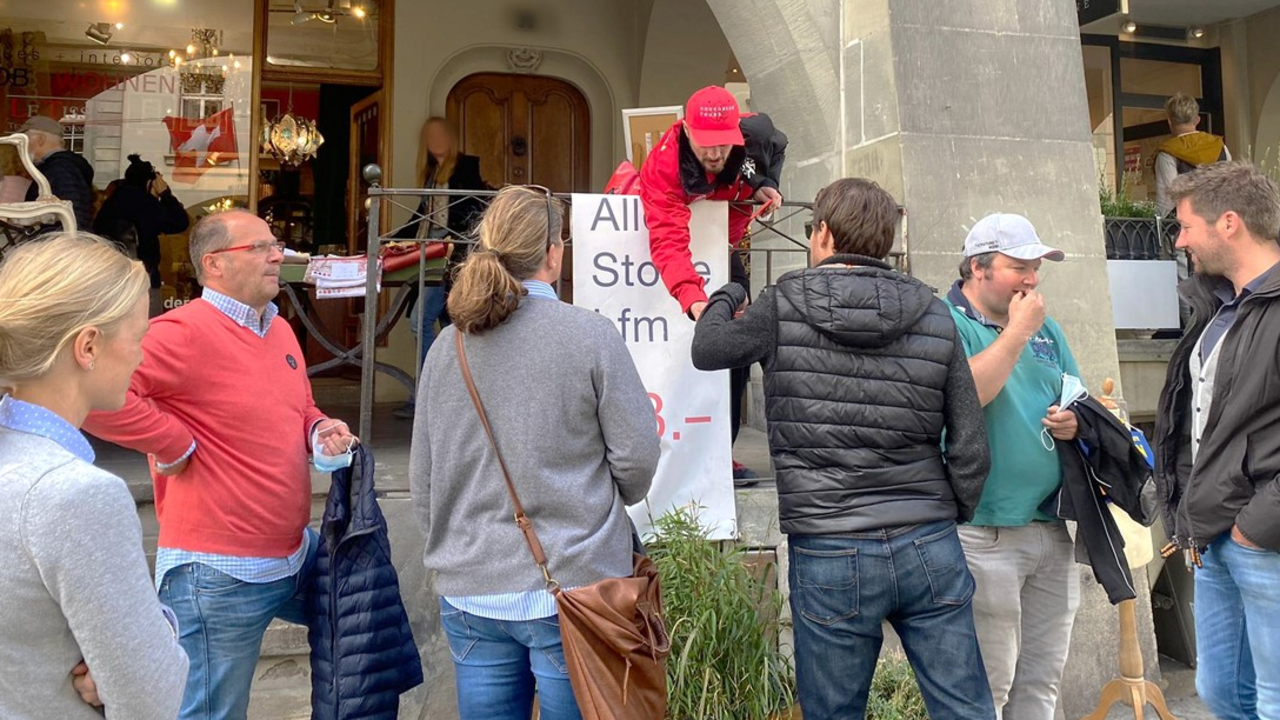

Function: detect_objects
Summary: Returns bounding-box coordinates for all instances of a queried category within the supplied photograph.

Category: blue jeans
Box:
[789,520,996,720]
[439,598,581,720]
[158,531,319,720]
[411,285,447,375]
[1195,532,1280,720]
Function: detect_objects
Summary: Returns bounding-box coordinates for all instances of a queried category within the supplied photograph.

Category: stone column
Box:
[707,0,1159,716]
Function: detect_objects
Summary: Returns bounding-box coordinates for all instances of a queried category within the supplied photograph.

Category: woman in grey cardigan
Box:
[410,186,660,720]
[0,233,188,719]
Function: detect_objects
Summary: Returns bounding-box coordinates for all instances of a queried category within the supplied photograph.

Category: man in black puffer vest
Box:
[691,178,994,720]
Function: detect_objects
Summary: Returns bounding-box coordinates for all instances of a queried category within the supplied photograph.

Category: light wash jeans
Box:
[1194,532,1280,720]
[158,531,318,720]
[439,598,581,720]
[958,522,1081,720]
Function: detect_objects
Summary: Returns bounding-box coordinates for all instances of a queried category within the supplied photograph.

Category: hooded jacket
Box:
[1049,396,1158,604]
[1157,132,1227,174]
[691,254,990,535]
[639,115,787,312]
[25,150,95,230]
[1155,269,1280,552]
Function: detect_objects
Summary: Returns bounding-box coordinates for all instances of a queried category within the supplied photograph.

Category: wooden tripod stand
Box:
[1079,598,1178,720]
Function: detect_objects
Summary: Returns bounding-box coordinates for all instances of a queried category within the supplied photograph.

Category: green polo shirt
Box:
[945,281,1080,527]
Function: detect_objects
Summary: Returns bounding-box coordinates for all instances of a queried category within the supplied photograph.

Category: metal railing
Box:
[354,178,910,441]
[1104,215,1181,261]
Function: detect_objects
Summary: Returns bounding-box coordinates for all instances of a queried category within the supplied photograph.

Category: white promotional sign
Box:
[572,193,736,540]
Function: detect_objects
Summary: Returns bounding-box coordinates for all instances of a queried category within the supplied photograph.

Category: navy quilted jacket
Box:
[308,447,423,720]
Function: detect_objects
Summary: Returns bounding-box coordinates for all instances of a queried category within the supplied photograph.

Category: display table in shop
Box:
[277,259,446,392]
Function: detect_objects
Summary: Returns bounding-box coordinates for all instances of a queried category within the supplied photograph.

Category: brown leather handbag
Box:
[455,331,671,720]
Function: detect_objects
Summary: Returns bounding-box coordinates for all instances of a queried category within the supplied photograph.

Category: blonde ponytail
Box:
[445,186,563,334]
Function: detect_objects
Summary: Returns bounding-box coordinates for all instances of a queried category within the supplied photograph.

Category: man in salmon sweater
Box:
[83,209,358,720]
[639,85,787,485]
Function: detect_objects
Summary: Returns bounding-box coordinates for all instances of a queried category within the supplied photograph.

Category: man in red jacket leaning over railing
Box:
[639,85,787,485]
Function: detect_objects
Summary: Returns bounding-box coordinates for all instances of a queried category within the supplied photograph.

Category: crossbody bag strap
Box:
[455,331,560,591]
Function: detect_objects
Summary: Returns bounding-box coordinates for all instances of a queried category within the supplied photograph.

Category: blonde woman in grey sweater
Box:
[0,234,188,719]
[410,187,660,720]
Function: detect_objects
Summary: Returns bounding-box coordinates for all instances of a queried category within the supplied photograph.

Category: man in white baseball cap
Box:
[943,212,1083,720]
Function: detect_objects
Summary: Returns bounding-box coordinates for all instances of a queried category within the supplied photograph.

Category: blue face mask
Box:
[1041,373,1089,451]
[313,443,355,473]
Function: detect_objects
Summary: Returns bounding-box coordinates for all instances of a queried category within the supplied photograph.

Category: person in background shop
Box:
[639,85,787,485]
[392,115,489,419]
[21,116,94,231]
[95,153,192,307]
[0,233,188,720]
[410,186,659,720]
[1155,93,1230,217]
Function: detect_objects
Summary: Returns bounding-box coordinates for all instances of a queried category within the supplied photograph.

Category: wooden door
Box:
[348,90,384,255]
[446,73,591,192]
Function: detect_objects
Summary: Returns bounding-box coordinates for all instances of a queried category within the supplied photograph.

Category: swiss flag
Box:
[162,107,238,184]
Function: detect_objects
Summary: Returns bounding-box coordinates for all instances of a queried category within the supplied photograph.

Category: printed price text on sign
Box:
[648,393,714,442]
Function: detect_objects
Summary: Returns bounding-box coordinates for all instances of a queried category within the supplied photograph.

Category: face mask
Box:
[313,440,355,473]
[1040,373,1089,451]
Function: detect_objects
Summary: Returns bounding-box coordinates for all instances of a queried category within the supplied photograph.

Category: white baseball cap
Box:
[963,213,1065,261]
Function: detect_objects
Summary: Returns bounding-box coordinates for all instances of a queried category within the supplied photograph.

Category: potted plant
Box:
[648,508,796,720]
[1100,176,1175,260]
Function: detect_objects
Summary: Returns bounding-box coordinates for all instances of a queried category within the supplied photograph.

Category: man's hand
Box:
[1007,290,1047,340]
[316,420,360,456]
[71,661,102,708]
[150,173,170,197]
[1042,405,1079,441]
[1231,524,1264,550]
[752,186,783,214]
[150,453,189,477]
[689,301,708,321]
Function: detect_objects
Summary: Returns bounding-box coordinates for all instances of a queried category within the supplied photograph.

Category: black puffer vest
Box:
[767,257,961,535]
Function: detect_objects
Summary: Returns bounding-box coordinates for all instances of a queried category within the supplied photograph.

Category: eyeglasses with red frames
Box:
[208,240,287,256]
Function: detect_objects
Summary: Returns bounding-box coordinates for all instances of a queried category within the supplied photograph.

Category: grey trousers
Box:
[958,522,1082,720]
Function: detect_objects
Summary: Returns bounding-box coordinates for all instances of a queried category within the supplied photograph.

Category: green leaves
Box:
[649,508,795,720]
[648,508,931,719]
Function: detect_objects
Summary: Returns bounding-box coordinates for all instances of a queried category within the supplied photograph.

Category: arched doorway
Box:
[446,72,591,192]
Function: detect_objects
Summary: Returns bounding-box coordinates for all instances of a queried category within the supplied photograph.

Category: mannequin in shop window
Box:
[392,116,489,419]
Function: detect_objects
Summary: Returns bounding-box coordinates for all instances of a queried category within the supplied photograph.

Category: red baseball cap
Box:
[684,86,744,147]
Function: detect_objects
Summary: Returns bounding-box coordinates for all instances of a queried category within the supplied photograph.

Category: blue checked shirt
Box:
[442,280,563,621]
[153,290,311,589]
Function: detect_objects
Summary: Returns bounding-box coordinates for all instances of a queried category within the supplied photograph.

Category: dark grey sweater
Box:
[410,299,660,597]
[692,255,990,533]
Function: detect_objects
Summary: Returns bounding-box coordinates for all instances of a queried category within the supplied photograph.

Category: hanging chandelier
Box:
[263,85,324,166]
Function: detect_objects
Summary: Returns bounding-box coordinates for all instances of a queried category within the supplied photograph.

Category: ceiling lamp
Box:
[171,28,223,66]
[1121,17,1137,34]
[85,22,113,45]
[263,86,324,166]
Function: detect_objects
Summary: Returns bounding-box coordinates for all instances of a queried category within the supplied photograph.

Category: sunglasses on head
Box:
[527,185,556,248]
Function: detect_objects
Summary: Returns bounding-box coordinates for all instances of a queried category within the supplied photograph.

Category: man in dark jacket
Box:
[945,213,1080,720]
[21,116,94,230]
[1154,161,1280,720]
[692,178,994,720]
[640,85,787,484]
[95,153,191,290]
